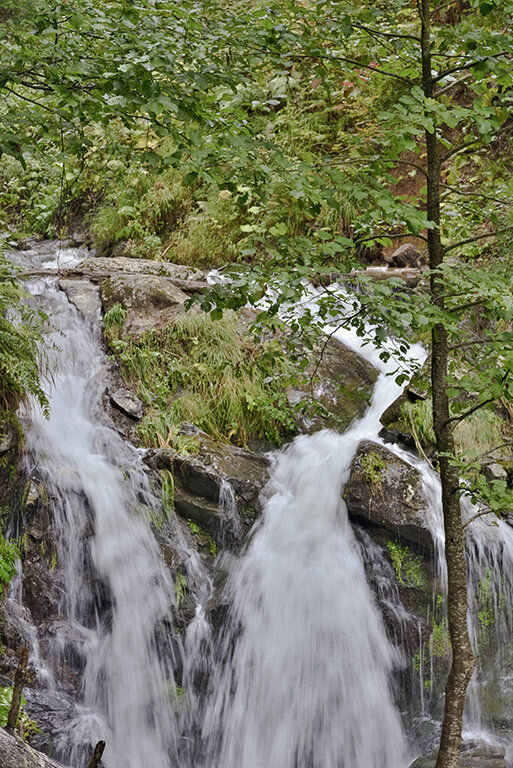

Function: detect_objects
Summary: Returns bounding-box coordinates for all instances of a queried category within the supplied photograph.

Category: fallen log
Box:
[0,727,68,768]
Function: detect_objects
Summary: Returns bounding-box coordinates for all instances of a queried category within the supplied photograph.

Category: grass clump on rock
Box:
[116,312,297,447]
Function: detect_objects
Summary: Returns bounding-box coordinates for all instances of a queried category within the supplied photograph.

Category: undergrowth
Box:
[111,312,297,446]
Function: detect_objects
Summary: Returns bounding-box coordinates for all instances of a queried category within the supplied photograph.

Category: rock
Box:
[23,688,78,758]
[387,243,422,268]
[483,462,508,483]
[0,423,17,454]
[100,274,190,338]
[58,280,101,319]
[290,336,378,433]
[145,428,270,543]
[81,255,203,282]
[108,387,143,420]
[344,440,434,549]
[0,728,67,768]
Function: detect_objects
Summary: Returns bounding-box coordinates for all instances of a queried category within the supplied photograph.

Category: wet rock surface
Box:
[58,280,101,319]
[289,336,378,433]
[145,427,270,544]
[81,255,204,282]
[345,440,434,550]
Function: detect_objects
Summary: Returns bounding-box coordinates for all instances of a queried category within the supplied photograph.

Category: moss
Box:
[387,541,426,589]
[113,312,297,447]
[361,450,386,484]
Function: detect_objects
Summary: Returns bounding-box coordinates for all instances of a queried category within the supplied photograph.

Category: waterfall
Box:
[17,244,181,767]
[200,320,426,768]
[9,241,513,766]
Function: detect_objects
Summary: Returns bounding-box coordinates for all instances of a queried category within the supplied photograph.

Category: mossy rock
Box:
[290,336,378,433]
[345,439,434,549]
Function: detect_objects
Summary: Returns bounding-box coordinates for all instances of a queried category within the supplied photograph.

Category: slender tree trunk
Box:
[420,2,476,767]
[6,646,28,736]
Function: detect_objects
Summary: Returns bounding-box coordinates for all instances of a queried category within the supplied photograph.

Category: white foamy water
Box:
[200,316,426,768]
[21,276,179,768]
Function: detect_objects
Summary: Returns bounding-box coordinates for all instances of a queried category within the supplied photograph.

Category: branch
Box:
[338,21,421,42]
[440,138,481,163]
[440,183,510,206]
[435,73,473,96]
[462,508,495,530]
[444,225,513,253]
[356,231,428,244]
[3,86,57,115]
[433,51,509,82]
[386,158,428,178]
[445,397,495,426]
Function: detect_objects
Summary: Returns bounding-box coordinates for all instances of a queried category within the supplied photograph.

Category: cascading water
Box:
[15,243,181,767]
[200,319,426,768]
[8,241,513,767]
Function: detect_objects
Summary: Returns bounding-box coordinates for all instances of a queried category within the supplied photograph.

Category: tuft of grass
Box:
[114,312,297,446]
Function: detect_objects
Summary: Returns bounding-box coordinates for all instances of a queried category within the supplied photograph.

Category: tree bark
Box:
[6,646,28,735]
[420,2,476,767]
[86,740,106,768]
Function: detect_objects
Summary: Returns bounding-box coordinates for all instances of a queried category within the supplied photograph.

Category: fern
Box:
[0,251,48,417]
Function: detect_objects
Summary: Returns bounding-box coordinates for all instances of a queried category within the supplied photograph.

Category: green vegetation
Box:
[0,252,48,422]
[160,470,175,521]
[0,686,40,740]
[361,450,386,484]
[112,312,297,447]
[0,535,19,592]
[173,572,188,609]
[387,541,425,589]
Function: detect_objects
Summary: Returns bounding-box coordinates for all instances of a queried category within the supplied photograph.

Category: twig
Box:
[87,740,106,768]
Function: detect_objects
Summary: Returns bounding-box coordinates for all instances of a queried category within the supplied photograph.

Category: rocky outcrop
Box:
[345,440,434,550]
[108,387,143,420]
[289,336,378,433]
[99,273,192,338]
[145,426,270,544]
[58,280,101,319]
[0,727,67,768]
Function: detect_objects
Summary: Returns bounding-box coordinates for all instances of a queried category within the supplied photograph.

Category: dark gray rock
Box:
[145,428,270,543]
[23,688,78,759]
[109,387,143,420]
[345,440,433,549]
[483,462,508,483]
[387,243,422,268]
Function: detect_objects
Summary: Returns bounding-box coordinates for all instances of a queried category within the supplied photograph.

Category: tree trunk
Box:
[0,727,67,768]
[6,646,28,735]
[420,2,476,767]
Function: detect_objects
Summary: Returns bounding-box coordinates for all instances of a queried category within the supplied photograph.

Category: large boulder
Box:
[289,336,378,433]
[0,727,67,768]
[345,440,434,550]
[100,274,190,338]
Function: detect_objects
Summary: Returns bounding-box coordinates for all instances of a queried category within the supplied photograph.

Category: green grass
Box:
[113,312,297,446]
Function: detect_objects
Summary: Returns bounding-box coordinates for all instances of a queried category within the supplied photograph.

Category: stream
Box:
[6,240,513,767]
